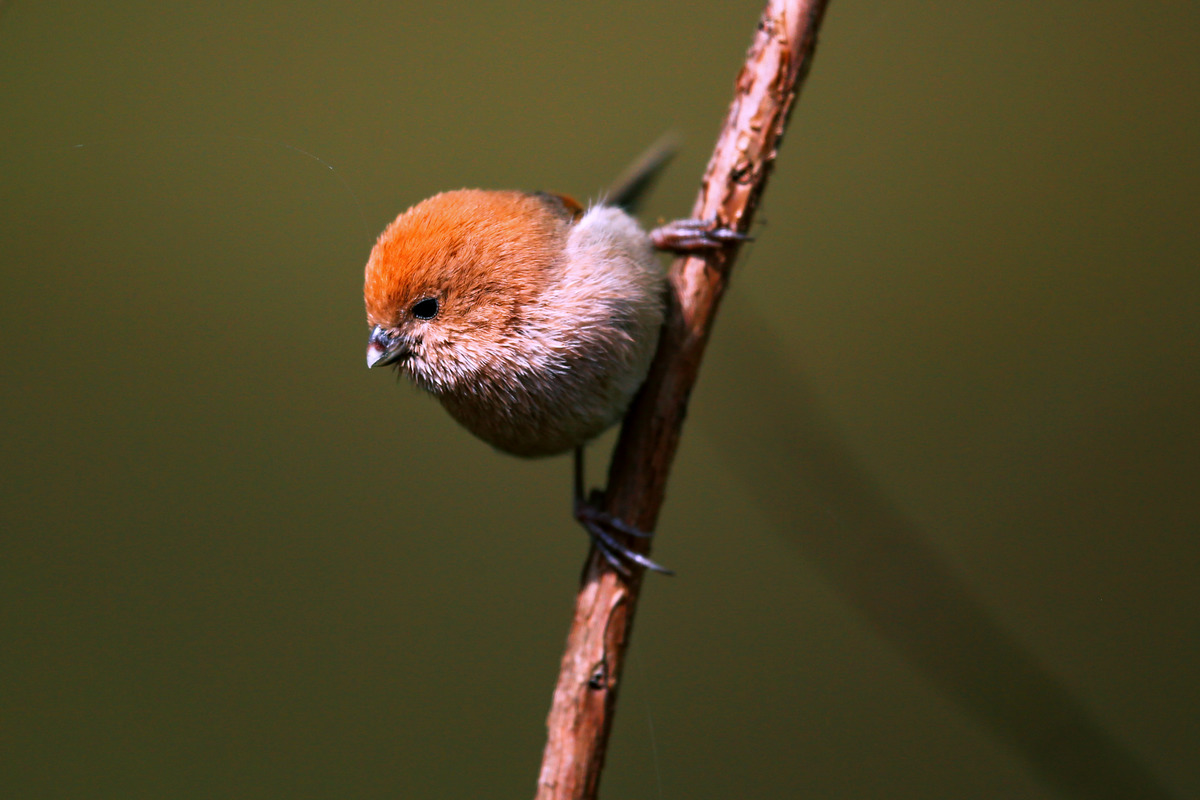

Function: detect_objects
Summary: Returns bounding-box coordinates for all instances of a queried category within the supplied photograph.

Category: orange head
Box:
[364,189,577,394]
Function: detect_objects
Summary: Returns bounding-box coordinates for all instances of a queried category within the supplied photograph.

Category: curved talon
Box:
[592,534,632,578]
[650,218,750,253]
[573,446,673,575]
[576,502,653,538]
[574,500,674,575]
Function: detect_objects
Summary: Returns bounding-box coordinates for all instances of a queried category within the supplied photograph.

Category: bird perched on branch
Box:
[363,140,741,573]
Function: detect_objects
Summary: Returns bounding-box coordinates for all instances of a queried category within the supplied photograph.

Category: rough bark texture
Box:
[535,1,830,798]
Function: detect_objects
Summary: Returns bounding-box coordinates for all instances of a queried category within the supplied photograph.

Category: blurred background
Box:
[2,1,1197,797]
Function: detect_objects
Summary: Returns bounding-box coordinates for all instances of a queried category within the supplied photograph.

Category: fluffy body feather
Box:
[364,189,664,457]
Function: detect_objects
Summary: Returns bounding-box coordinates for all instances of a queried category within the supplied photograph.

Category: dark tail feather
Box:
[606,133,679,214]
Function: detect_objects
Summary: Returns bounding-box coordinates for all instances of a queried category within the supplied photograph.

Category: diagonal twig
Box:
[535,2,830,797]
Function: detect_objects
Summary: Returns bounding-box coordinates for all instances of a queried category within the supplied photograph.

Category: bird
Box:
[363,141,741,573]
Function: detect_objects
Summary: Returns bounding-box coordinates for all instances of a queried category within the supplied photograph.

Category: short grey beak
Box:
[366,325,409,368]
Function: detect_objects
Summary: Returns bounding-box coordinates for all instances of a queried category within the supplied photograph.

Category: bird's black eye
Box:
[412,298,439,320]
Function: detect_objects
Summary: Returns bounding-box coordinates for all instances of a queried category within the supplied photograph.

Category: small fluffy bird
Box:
[363,143,737,572]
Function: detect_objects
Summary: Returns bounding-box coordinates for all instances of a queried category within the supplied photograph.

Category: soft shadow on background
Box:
[2,2,1197,798]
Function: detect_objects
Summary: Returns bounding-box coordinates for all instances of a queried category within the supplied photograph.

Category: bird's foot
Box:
[650,218,749,253]
[574,491,674,576]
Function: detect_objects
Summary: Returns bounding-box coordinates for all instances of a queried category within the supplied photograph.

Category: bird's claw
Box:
[650,218,749,253]
[574,497,674,576]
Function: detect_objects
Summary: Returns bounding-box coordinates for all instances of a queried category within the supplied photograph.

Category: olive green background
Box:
[2,2,1197,798]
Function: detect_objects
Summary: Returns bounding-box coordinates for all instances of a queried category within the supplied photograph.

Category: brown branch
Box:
[535,1,830,798]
